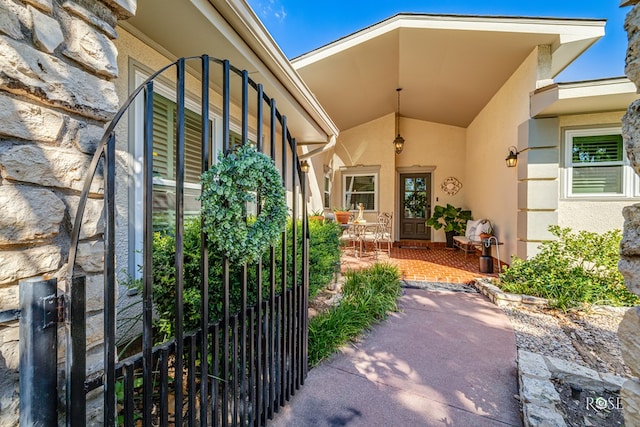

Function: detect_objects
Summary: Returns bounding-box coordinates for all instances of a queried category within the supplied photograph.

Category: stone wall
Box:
[0,0,135,425]
[620,1,640,426]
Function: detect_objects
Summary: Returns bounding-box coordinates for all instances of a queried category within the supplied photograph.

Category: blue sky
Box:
[247,0,631,82]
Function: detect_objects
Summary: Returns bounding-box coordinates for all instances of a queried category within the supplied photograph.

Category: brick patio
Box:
[340,242,500,283]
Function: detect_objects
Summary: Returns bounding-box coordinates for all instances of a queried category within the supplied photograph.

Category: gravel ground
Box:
[501,305,631,377]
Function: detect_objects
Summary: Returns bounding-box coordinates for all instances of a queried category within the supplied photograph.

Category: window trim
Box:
[562,127,638,200]
[323,169,331,209]
[340,166,380,212]
[129,65,258,277]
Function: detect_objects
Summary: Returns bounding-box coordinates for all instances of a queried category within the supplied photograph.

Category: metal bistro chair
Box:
[375,212,393,257]
[362,212,392,258]
[339,213,358,255]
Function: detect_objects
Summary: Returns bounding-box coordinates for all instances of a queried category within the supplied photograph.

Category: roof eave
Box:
[218,0,339,140]
[531,77,639,117]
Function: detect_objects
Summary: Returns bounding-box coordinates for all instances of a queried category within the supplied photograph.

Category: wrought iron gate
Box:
[62,55,309,426]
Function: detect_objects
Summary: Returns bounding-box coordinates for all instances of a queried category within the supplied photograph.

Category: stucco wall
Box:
[332,113,466,241]
[396,117,467,243]
[465,49,540,263]
[557,111,633,232]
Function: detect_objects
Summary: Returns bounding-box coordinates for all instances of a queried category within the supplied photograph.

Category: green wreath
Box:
[199,144,287,264]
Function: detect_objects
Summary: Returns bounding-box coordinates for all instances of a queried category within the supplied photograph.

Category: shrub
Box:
[499,226,639,309]
[308,263,401,367]
[129,216,342,340]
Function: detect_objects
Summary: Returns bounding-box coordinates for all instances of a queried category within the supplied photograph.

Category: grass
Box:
[308,263,402,367]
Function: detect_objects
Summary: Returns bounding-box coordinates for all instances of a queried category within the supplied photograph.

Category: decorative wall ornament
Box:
[441,177,462,196]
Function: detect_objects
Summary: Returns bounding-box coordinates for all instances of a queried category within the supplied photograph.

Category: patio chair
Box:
[361,212,393,258]
[375,212,393,256]
[453,219,492,256]
[339,213,359,255]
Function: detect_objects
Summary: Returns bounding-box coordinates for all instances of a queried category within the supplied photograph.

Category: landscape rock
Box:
[59,8,118,78]
[63,195,104,240]
[545,355,604,392]
[76,240,104,273]
[520,375,561,406]
[61,1,117,39]
[0,144,103,193]
[619,307,640,378]
[0,3,23,40]
[30,5,63,53]
[0,185,64,244]
[519,350,552,379]
[0,35,118,120]
[0,94,65,143]
[0,245,61,285]
[23,0,52,14]
[621,379,640,424]
[524,403,567,427]
[68,118,107,155]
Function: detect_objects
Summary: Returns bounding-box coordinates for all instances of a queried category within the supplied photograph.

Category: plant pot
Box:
[445,230,455,248]
[309,215,324,223]
[480,233,493,241]
[334,211,350,224]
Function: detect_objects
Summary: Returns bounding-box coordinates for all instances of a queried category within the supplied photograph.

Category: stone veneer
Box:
[620,1,640,426]
[0,0,135,425]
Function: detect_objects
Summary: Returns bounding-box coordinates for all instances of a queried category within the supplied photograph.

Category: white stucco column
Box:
[516,117,559,259]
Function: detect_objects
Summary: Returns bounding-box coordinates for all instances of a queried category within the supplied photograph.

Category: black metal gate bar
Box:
[188,333,198,424]
[240,265,248,426]
[66,274,86,426]
[231,314,239,425]
[19,277,57,426]
[142,80,155,427]
[160,347,170,426]
[254,83,264,427]
[248,306,256,425]
[174,56,187,427]
[105,129,117,426]
[200,53,211,426]
[240,69,249,427]
[123,362,135,426]
[221,57,231,427]
[267,96,277,421]
[279,115,287,409]
[301,170,309,381]
[291,137,298,396]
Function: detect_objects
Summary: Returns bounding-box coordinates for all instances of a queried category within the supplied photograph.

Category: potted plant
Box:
[333,207,351,224]
[426,204,472,248]
[309,209,325,222]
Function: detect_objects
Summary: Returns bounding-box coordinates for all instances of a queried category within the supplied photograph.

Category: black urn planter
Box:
[445,231,455,248]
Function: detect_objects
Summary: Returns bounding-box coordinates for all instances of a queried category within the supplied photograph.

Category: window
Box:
[564,128,637,198]
[151,93,206,231]
[130,66,255,276]
[343,173,377,211]
[323,171,331,209]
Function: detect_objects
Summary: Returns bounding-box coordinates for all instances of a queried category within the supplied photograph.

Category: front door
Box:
[400,173,431,240]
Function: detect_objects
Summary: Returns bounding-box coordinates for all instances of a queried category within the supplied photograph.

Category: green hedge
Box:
[129,217,342,339]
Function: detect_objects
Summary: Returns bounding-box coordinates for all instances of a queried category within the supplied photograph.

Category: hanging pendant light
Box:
[394,87,405,154]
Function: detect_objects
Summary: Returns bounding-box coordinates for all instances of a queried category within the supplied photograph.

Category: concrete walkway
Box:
[270,288,522,427]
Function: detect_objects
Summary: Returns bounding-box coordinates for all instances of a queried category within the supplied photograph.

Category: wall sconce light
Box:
[393,88,405,154]
[300,159,310,173]
[505,147,518,167]
[505,146,530,168]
